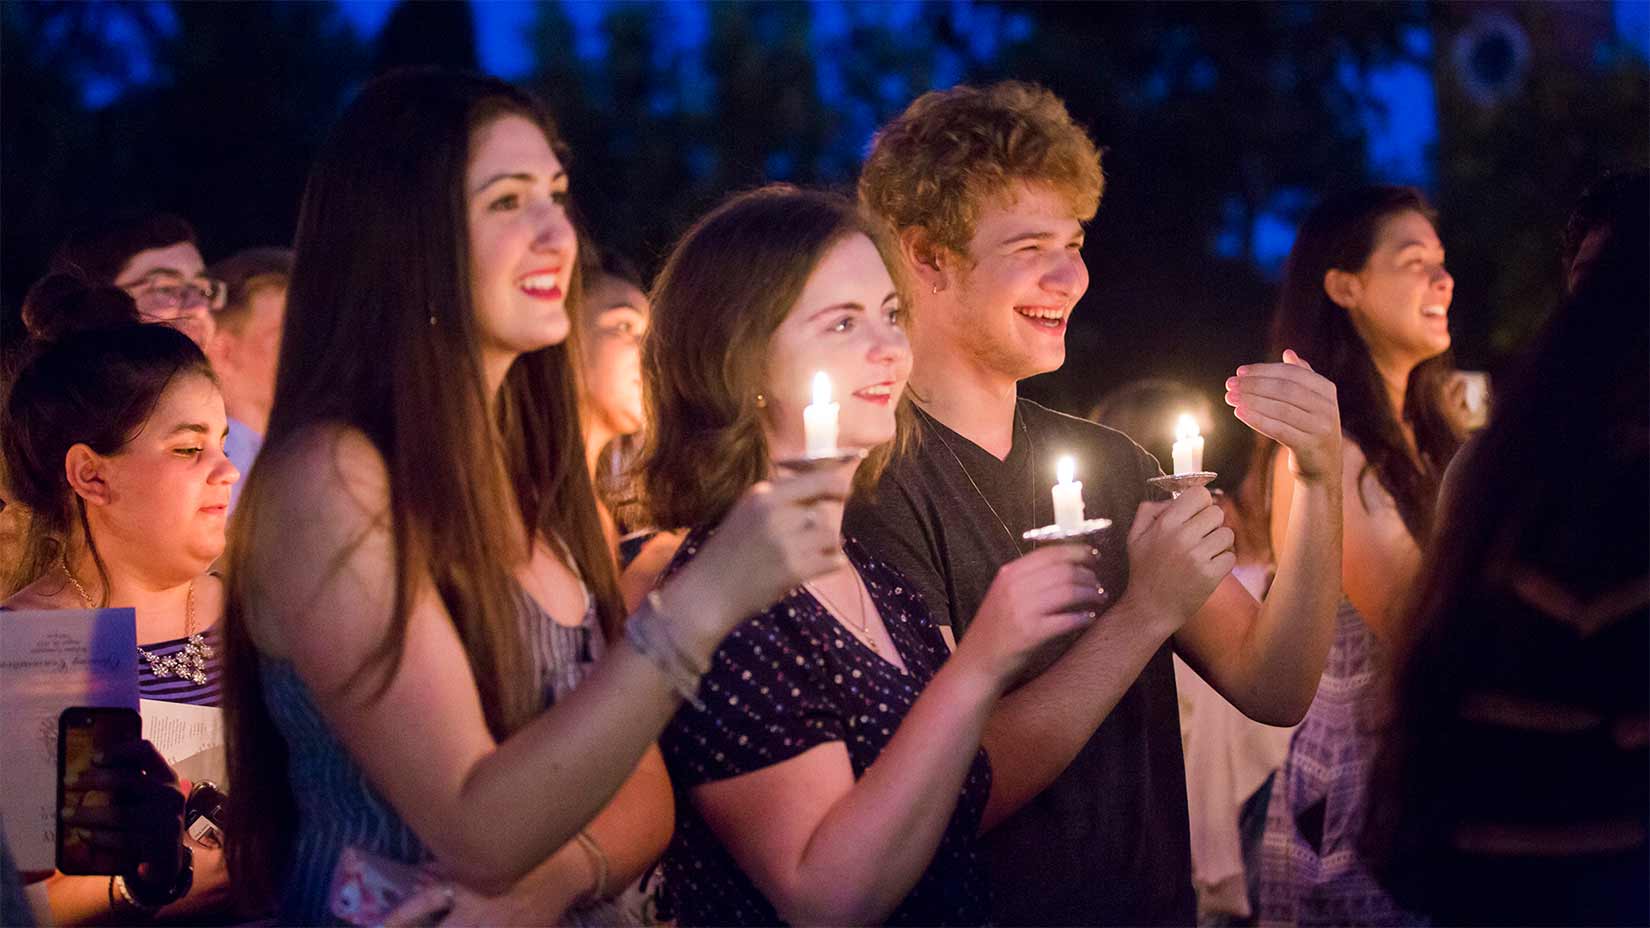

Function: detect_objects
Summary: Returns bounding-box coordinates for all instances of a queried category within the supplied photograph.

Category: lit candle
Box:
[1052,455,1085,531]
[1171,413,1205,475]
[803,371,839,457]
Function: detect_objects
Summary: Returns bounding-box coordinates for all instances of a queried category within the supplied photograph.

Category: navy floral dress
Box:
[658,530,993,926]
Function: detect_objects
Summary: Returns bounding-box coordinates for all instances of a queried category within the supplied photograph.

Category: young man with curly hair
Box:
[845,81,1347,925]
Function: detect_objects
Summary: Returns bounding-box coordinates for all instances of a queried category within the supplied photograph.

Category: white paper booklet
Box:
[140,698,226,788]
[0,608,138,873]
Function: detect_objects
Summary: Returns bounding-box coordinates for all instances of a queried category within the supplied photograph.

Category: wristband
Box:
[119,844,194,910]
[624,590,707,709]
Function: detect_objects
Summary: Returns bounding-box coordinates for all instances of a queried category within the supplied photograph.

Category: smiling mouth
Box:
[517,271,563,299]
[852,383,896,405]
[1421,304,1448,320]
[1015,306,1068,329]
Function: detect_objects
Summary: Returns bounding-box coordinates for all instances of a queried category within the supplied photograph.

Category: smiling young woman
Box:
[1254,186,1465,926]
[634,185,1109,927]
[218,70,854,923]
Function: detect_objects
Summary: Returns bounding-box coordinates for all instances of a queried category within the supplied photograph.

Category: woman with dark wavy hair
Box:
[1363,171,1648,926]
[220,70,853,923]
[1254,186,1464,925]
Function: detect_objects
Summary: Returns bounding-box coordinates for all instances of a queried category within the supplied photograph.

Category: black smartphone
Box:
[56,706,143,875]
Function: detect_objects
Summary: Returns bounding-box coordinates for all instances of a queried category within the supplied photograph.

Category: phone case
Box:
[328,845,438,925]
[55,706,144,875]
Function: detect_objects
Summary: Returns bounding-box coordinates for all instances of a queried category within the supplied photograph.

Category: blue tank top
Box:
[262,586,602,924]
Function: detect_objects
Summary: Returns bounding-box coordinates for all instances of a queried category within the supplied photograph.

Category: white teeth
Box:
[519,273,559,290]
[858,385,891,396]
[1421,305,1446,318]
[1016,307,1065,321]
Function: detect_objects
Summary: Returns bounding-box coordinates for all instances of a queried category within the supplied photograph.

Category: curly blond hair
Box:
[858,81,1104,255]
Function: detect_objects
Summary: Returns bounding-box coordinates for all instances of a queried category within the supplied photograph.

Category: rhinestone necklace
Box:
[913,402,1035,558]
[806,565,878,655]
[62,559,212,685]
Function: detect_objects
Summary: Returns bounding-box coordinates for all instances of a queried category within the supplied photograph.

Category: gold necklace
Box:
[62,559,211,685]
[806,566,878,655]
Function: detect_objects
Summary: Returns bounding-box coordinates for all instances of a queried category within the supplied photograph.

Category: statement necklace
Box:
[807,566,878,655]
[62,559,212,685]
[913,402,1035,558]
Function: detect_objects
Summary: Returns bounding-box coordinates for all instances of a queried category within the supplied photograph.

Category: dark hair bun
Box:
[19,273,143,343]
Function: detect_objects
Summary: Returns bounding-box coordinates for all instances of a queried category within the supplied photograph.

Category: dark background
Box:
[3,0,1645,480]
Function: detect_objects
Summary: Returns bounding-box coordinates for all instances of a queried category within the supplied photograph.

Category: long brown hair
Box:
[639,185,908,532]
[1252,186,1461,544]
[1362,187,1649,912]
[222,68,622,907]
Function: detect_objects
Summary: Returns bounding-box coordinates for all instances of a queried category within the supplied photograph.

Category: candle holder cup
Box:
[774,447,870,473]
[1021,517,1113,546]
[1146,471,1217,499]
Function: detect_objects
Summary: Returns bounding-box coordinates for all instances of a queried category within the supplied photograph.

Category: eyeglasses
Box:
[122,274,228,315]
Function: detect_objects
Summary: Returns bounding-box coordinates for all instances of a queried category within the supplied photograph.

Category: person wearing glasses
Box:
[47,213,226,349]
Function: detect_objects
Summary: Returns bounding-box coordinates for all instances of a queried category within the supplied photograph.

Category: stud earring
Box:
[755,392,768,409]
[931,282,942,295]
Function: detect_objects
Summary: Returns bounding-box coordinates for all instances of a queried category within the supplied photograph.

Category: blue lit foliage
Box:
[523,0,1031,272]
[3,0,1643,410]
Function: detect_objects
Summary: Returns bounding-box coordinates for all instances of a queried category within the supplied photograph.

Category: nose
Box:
[170,310,215,350]
[1042,250,1088,298]
[531,202,576,258]
[867,316,911,367]
[1430,263,1453,297]
[211,446,241,487]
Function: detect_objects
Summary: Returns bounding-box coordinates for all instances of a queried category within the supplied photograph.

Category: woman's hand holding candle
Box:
[802,370,839,457]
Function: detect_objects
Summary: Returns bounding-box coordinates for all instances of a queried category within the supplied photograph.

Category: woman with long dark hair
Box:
[1363,173,1648,926]
[4,311,237,922]
[1254,186,1464,924]
[221,70,852,923]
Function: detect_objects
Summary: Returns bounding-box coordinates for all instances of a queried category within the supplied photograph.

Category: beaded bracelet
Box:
[625,589,707,709]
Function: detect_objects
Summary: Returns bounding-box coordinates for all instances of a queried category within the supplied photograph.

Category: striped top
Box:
[264,583,604,925]
[1259,600,1423,927]
[137,625,222,706]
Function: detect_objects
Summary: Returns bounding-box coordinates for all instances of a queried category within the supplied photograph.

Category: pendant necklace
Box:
[62,559,212,685]
[806,565,879,655]
[913,401,1036,559]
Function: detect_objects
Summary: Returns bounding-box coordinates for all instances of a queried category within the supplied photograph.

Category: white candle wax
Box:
[803,371,839,457]
[1171,413,1205,475]
[1052,455,1085,531]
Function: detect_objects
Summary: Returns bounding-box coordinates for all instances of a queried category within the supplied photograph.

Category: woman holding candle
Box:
[1254,185,1464,925]
[218,71,854,924]
[1362,174,1648,927]
[636,185,1110,926]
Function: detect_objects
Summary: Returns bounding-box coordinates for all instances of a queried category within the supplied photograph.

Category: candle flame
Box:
[1056,455,1076,485]
[811,371,832,406]
[1174,412,1200,442]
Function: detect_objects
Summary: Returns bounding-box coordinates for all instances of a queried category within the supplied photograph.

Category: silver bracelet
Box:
[625,590,707,709]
